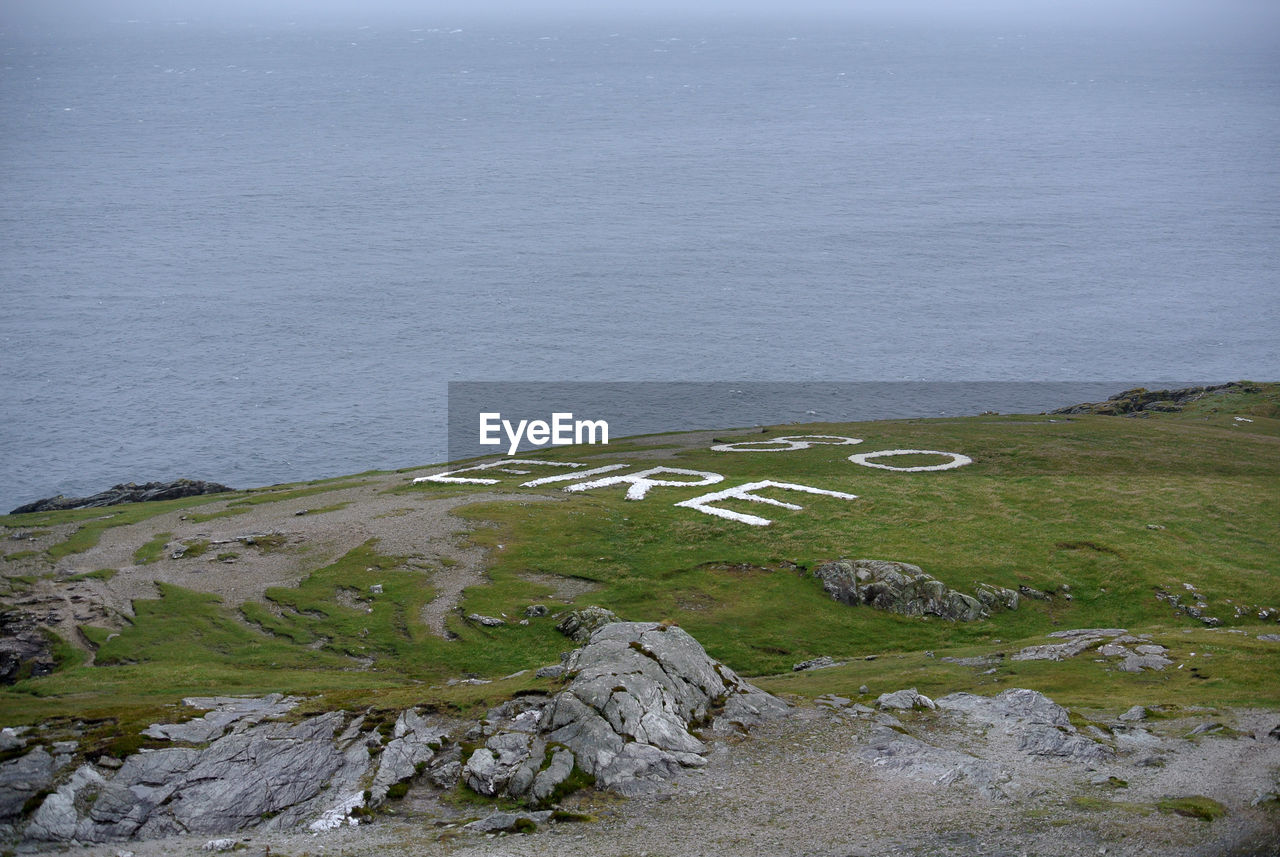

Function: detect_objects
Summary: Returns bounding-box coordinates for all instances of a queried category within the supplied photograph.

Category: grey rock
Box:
[1113,729,1162,752]
[536,664,567,679]
[27,709,374,843]
[815,695,851,709]
[858,684,870,695]
[792,656,837,672]
[974,583,1020,611]
[1097,643,1131,657]
[202,839,237,852]
[470,621,786,802]
[876,688,936,711]
[0,727,28,753]
[555,606,620,642]
[11,479,235,514]
[464,810,552,833]
[428,759,461,788]
[370,709,448,802]
[936,689,1112,764]
[1011,636,1102,662]
[1257,634,1280,642]
[525,605,549,618]
[1046,628,1127,639]
[467,614,505,627]
[939,655,999,667]
[0,747,57,821]
[143,694,300,744]
[858,725,1013,801]
[0,610,58,685]
[1117,705,1148,722]
[813,559,987,621]
[1119,653,1173,672]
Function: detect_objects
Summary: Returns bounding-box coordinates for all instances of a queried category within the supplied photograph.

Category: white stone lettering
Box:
[848,449,973,472]
[675,480,859,526]
[711,435,863,452]
[564,466,724,501]
[520,463,630,487]
[414,459,599,485]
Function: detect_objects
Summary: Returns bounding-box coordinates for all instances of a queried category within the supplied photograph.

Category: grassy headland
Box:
[1,383,1277,738]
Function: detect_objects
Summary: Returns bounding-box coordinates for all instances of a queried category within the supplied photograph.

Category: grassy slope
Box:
[1,384,1277,734]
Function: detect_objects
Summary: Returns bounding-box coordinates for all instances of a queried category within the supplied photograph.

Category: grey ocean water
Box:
[2,10,1278,509]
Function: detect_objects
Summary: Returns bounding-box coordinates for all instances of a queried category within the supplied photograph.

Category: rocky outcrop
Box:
[11,695,456,844]
[1049,383,1245,417]
[10,479,234,515]
[462,621,788,801]
[27,711,372,841]
[935,688,1113,764]
[9,622,786,844]
[1011,629,1173,673]
[0,611,58,685]
[813,560,1002,622]
[858,688,1113,801]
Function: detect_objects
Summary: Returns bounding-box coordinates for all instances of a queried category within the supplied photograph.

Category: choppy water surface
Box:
[1,11,1277,508]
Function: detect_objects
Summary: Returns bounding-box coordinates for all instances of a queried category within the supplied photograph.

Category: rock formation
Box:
[464,621,788,801]
[10,479,235,515]
[1049,383,1245,417]
[1,619,787,845]
[813,559,1015,622]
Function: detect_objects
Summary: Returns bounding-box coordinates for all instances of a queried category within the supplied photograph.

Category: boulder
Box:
[813,560,987,622]
[876,688,937,711]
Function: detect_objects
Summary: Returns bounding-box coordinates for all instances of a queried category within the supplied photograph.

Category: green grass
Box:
[1,384,1276,736]
[1157,796,1229,820]
[66,568,117,582]
[133,532,171,565]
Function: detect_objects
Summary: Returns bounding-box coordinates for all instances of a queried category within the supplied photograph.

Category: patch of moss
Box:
[67,568,117,582]
[133,532,171,565]
[1157,796,1228,821]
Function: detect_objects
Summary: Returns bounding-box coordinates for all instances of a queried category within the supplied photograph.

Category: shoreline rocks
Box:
[10,479,235,515]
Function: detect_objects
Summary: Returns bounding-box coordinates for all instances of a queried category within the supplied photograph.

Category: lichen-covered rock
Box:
[555,606,620,642]
[813,560,987,622]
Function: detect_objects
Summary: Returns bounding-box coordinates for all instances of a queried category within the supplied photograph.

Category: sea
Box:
[2,7,1277,511]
